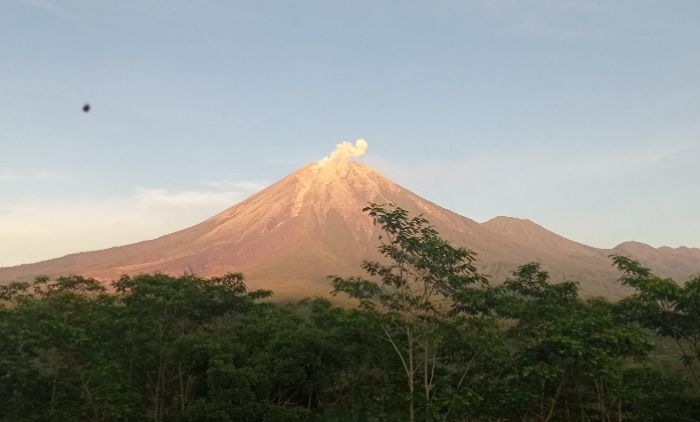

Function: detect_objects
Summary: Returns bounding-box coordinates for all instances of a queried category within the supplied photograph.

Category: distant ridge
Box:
[612,241,700,281]
[1,158,698,299]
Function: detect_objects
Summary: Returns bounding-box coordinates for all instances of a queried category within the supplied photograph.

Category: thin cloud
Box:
[366,141,699,249]
[0,169,64,183]
[135,180,263,207]
[0,181,264,267]
[200,179,267,191]
[20,0,80,22]
[134,188,245,207]
[370,142,695,189]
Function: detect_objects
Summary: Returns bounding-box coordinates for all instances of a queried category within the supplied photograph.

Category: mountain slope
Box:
[612,241,700,281]
[1,159,698,299]
[479,216,622,296]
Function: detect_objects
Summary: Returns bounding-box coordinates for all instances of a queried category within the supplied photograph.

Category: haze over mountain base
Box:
[2,158,699,299]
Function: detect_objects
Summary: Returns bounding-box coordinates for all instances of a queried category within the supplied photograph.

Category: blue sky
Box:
[1,0,699,266]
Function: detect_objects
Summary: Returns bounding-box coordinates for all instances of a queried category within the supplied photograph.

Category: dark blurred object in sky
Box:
[83,103,90,113]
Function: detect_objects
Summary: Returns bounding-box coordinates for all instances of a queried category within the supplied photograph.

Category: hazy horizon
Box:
[1,0,699,266]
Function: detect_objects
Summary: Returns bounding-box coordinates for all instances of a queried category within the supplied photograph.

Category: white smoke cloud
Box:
[317,138,368,167]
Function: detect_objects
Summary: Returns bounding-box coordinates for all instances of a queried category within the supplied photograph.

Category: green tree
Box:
[331,204,494,421]
[612,254,700,394]
[0,272,267,422]
[110,272,267,421]
[494,263,650,421]
[0,276,137,421]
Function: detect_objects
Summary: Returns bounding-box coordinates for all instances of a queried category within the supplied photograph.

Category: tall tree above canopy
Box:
[331,203,494,422]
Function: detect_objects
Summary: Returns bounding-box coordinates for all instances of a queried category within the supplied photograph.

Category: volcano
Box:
[1,154,699,299]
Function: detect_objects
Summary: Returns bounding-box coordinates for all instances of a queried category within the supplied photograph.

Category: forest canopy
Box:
[1,205,699,421]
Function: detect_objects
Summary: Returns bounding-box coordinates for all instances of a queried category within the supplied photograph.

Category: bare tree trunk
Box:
[424,339,430,421]
[408,324,415,422]
[594,377,608,422]
[50,374,57,416]
[153,354,166,422]
[543,375,567,422]
[178,363,186,413]
[617,398,622,422]
[381,320,416,422]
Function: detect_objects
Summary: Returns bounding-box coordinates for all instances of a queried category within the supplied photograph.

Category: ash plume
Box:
[317,138,368,167]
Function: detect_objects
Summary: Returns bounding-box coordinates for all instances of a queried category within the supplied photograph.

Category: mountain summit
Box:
[2,142,699,298]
